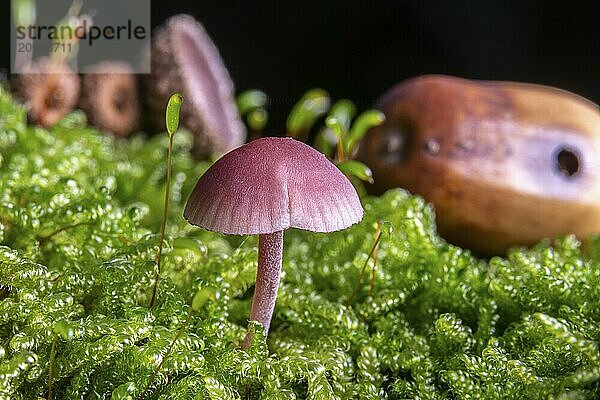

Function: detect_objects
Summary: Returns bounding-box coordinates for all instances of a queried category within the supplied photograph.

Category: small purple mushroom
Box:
[184,137,363,347]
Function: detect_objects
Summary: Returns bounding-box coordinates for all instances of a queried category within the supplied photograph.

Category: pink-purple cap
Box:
[184,137,364,235]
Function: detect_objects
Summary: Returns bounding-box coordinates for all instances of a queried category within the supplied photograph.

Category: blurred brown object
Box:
[357,75,600,255]
[12,58,80,127]
[146,14,245,158]
[80,62,140,137]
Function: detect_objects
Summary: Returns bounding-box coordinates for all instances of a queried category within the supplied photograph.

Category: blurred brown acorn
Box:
[12,58,80,127]
[80,61,140,137]
[146,14,245,158]
[357,75,600,255]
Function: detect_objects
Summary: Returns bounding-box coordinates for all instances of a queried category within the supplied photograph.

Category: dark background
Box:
[2,1,599,132]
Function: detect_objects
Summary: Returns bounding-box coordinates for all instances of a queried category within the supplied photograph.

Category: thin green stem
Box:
[47,335,57,400]
[336,138,346,163]
[347,221,382,305]
[369,222,382,296]
[39,221,93,245]
[149,134,174,308]
[139,309,193,400]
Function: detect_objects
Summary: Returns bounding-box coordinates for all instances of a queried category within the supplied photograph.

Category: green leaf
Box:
[328,99,356,134]
[286,89,330,139]
[247,108,268,132]
[236,89,268,116]
[344,110,385,155]
[325,116,344,139]
[314,128,335,156]
[336,160,374,183]
[191,286,219,312]
[379,220,393,237]
[315,100,356,156]
[53,320,74,340]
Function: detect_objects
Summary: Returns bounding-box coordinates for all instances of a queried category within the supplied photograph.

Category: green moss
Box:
[0,87,599,399]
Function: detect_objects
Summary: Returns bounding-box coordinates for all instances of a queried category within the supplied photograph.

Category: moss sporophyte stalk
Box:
[1,87,600,398]
[149,92,183,308]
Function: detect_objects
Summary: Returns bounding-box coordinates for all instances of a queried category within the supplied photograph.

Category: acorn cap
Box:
[147,14,245,158]
[184,137,364,235]
[80,61,140,137]
[11,58,80,127]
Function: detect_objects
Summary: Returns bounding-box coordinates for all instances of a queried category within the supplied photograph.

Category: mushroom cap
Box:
[147,14,245,157]
[184,137,364,235]
[80,61,140,137]
[12,58,80,127]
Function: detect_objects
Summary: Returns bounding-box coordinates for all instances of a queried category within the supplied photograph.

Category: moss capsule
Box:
[166,92,183,136]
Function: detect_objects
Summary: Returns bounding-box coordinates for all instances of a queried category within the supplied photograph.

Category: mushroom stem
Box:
[243,230,284,349]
